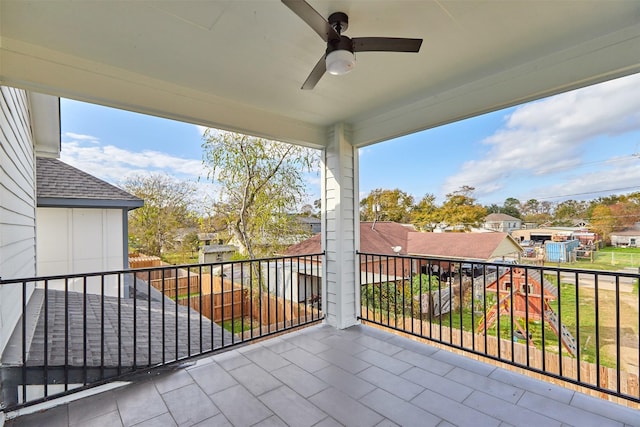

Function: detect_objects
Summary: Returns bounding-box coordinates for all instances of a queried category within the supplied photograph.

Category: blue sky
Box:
[60,72,640,207]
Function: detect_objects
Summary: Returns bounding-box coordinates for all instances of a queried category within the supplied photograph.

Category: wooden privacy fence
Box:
[363,308,639,405]
[149,275,200,299]
[250,291,319,326]
[177,288,248,323]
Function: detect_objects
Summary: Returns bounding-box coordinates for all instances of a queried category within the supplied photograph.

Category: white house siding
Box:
[323,125,358,329]
[36,207,124,295]
[0,86,37,354]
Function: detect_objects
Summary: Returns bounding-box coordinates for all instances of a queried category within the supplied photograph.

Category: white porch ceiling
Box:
[1,0,639,149]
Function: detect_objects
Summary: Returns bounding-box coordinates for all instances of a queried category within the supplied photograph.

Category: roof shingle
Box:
[36,157,143,208]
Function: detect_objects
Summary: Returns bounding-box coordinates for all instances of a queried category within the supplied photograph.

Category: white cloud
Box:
[442,73,640,199]
[526,155,640,201]
[60,140,207,185]
[64,132,100,143]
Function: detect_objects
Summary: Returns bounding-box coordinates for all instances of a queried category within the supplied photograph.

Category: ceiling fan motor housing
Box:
[328,12,349,35]
[326,35,354,55]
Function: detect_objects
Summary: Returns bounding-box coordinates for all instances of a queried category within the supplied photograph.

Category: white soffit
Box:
[1,1,639,148]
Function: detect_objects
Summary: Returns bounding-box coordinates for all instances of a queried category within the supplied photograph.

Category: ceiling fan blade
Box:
[281,0,339,42]
[352,37,423,53]
[301,55,326,90]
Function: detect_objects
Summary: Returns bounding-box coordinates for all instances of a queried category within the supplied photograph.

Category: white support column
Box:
[322,124,359,329]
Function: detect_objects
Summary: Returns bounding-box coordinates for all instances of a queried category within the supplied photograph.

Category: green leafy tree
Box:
[202,131,318,258]
[589,204,617,244]
[439,186,487,230]
[553,199,588,226]
[502,197,522,218]
[124,173,196,257]
[411,193,441,231]
[360,188,414,223]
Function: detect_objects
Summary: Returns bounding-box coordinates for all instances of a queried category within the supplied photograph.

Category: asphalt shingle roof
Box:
[485,213,521,222]
[36,157,143,208]
[7,289,234,367]
[286,221,521,260]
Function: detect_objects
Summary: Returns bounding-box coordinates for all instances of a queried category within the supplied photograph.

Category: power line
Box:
[534,186,640,201]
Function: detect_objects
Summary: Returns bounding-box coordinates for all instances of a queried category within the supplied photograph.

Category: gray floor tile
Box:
[228,362,282,396]
[261,337,299,354]
[320,335,368,355]
[385,334,439,356]
[401,366,473,402]
[213,349,253,371]
[360,388,442,427]
[7,404,69,427]
[260,386,328,427]
[357,365,425,401]
[316,348,371,374]
[251,415,288,427]
[210,384,273,427]
[375,419,400,427]
[411,388,501,427]
[314,365,377,399]
[130,412,177,427]
[517,392,625,427]
[430,349,496,376]
[394,349,455,376]
[271,363,330,398]
[7,323,640,427]
[312,416,344,427]
[68,390,118,426]
[188,361,238,395]
[464,390,561,427]
[280,347,332,372]
[488,366,574,404]
[191,413,232,427]
[569,392,640,426]
[162,383,220,426]
[355,348,413,375]
[241,346,291,371]
[310,388,384,427]
[355,334,404,356]
[80,410,123,427]
[445,366,524,403]
[154,369,196,394]
[282,334,332,354]
[116,380,169,426]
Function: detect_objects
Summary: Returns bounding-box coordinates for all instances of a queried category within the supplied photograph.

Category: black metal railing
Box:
[0,253,323,412]
[358,252,640,404]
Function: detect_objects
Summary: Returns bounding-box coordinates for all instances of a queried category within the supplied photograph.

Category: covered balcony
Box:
[2,0,640,425]
[1,255,639,425]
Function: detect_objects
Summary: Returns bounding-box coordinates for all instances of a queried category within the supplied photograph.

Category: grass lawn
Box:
[367,278,632,369]
[219,316,261,334]
[570,246,640,271]
[162,251,199,266]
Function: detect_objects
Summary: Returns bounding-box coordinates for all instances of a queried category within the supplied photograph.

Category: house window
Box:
[503,282,512,291]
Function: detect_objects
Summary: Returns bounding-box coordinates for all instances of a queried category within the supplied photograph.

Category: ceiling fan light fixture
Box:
[326,49,355,75]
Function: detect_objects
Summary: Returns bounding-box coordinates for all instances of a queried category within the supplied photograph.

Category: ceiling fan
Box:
[282,0,423,90]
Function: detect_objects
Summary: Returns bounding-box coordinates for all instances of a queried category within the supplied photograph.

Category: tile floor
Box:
[4,324,640,426]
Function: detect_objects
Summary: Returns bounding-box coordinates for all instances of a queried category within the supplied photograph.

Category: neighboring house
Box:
[610,229,640,247]
[199,244,238,263]
[406,231,523,262]
[296,216,321,234]
[512,227,582,243]
[36,157,143,281]
[0,88,231,405]
[285,222,523,302]
[483,213,522,233]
